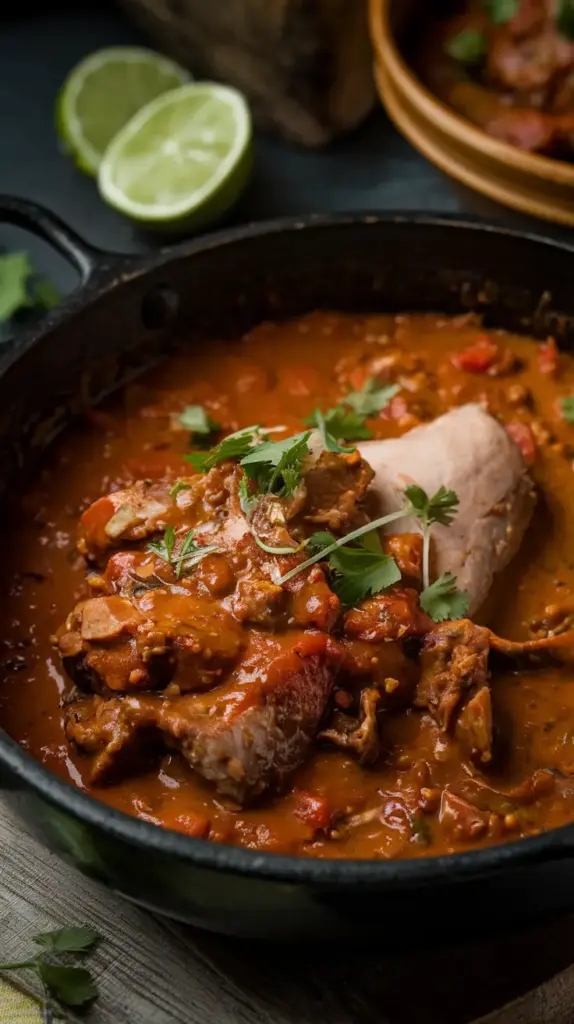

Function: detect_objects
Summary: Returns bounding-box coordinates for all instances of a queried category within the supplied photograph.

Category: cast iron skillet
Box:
[1,195,574,941]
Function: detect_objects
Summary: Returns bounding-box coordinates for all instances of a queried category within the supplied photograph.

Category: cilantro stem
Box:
[252,533,307,556]
[277,508,408,584]
[0,960,35,970]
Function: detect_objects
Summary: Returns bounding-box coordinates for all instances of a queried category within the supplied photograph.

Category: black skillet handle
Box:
[0,194,102,284]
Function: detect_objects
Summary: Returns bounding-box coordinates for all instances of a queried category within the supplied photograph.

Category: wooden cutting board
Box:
[2,800,574,1024]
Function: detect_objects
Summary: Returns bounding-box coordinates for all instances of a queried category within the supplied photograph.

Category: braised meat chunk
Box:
[67,631,340,801]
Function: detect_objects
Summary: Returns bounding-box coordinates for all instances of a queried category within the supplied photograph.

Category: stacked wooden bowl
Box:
[369,0,574,226]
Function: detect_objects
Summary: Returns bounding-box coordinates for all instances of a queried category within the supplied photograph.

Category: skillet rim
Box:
[2,208,574,886]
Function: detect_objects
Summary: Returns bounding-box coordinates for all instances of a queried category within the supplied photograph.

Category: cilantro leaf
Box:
[420,573,469,623]
[345,379,400,417]
[0,252,61,323]
[306,381,399,446]
[307,531,400,606]
[446,29,487,64]
[179,405,220,436]
[241,431,311,496]
[183,425,261,473]
[560,395,574,423]
[484,0,519,23]
[0,252,33,321]
[405,484,460,527]
[147,525,175,562]
[239,476,258,519]
[169,479,192,499]
[37,962,98,1008]
[310,408,357,453]
[33,926,99,954]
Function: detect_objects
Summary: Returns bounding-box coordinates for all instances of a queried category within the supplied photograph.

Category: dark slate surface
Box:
[0,1,569,298]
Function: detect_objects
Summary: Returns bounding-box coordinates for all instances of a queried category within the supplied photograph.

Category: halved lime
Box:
[98,83,253,233]
[56,47,189,176]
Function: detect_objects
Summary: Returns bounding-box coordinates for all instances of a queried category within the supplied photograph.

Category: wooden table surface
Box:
[1,4,574,1022]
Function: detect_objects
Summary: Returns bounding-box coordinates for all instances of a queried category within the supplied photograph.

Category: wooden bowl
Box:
[369,0,574,226]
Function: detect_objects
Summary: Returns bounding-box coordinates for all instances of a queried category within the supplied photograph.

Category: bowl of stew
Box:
[3,198,574,939]
[369,0,574,226]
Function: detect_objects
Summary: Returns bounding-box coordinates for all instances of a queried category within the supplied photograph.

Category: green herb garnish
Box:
[345,379,400,417]
[169,479,192,500]
[277,482,465,622]
[238,476,258,519]
[147,524,175,562]
[484,0,519,23]
[404,484,459,590]
[241,430,311,497]
[306,380,399,444]
[178,404,220,436]
[310,408,357,454]
[0,252,61,323]
[420,572,469,623]
[184,425,262,473]
[0,925,99,1018]
[147,526,217,577]
[447,29,487,64]
[308,531,401,606]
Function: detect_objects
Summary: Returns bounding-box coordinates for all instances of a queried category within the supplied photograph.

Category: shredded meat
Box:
[319,687,381,765]
[415,620,493,764]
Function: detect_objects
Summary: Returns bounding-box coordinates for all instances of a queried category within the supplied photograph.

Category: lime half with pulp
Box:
[56,47,189,176]
[98,82,253,232]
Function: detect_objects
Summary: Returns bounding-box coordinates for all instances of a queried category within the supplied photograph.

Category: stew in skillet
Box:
[413,0,574,157]
[2,310,574,860]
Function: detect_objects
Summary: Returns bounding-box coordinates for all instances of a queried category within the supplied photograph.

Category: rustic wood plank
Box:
[2,799,574,1024]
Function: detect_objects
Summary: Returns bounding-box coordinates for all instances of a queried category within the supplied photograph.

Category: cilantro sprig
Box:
[404,484,459,590]
[306,379,400,445]
[147,526,218,578]
[277,483,468,622]
[178,404,220,437]
[241,430,311,497]
[184,425,264,473]
[308,530,401,606]
[0,925,99,1019]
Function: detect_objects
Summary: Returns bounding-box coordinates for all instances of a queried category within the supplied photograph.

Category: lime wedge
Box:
[56,47,189,176]
[98,83,253,232]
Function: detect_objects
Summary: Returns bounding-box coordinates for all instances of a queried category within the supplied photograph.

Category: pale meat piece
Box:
[358,404,536,616]
[67,631,341,802]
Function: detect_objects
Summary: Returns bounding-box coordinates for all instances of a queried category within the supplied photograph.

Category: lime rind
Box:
[56,46,189,177]
[97,82,252,231]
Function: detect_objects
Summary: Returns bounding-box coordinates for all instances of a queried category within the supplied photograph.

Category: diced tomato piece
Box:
[293,790,332,830]
[539,337,559,376]
[169,812,210,838]
[505,421,536,465]
[381,394,409,420]
[348,366,369,391]
[451,335,498,374]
